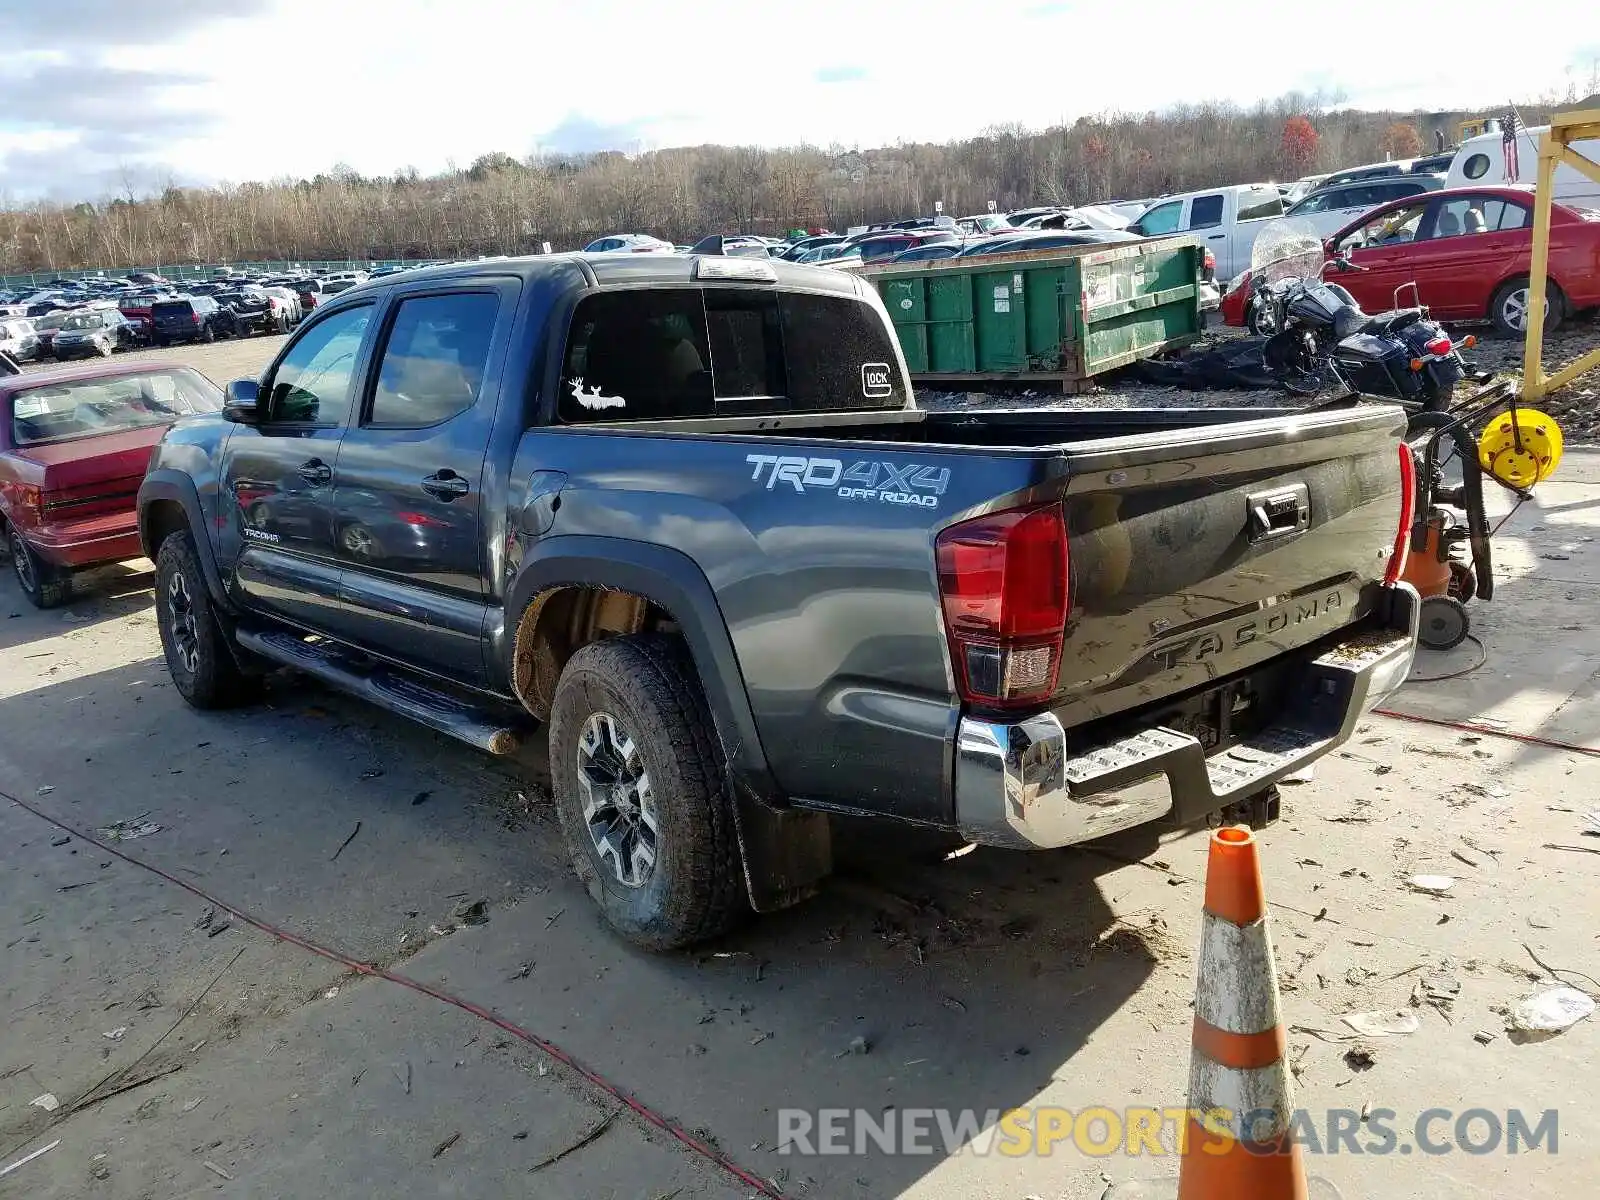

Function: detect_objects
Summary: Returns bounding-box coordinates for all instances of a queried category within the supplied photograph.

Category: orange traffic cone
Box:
[1177,824,1307,1199]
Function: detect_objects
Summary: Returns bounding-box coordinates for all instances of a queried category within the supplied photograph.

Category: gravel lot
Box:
[3,333,1598,1199]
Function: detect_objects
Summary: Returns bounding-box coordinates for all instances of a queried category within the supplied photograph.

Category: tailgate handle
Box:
[1247,484,1309,542]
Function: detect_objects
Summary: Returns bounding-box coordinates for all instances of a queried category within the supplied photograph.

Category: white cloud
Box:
[4,0,1595,198]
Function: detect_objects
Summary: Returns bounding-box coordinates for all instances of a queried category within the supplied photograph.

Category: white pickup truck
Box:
[1127,183,1286,280]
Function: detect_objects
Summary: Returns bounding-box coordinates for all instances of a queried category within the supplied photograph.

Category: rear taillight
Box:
[935,503,1069,707]
[1385,443,1416,587]
[1424,336,1452,355]
[191,314,201,326]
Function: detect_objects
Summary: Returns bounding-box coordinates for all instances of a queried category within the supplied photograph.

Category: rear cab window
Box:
[1189,195,1225,229]
[1237,186,1285,222]
[558,287,907,423]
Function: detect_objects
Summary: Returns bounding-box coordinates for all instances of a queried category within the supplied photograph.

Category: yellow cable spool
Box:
[1478,408,1564,489]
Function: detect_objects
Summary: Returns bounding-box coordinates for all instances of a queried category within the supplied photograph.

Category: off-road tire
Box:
[8,527,70,608]
[154,532,257,708]
[549,634,744,950]
[1490,276,1565,339]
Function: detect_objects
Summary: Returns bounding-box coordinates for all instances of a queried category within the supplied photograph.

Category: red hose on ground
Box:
[1,787,789,1200]
[1374,707,1600,757]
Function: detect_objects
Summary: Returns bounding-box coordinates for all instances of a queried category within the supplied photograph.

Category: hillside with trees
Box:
[0,94,1569,272]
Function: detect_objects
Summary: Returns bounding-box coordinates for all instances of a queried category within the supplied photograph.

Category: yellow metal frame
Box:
[1524,104,1600,401]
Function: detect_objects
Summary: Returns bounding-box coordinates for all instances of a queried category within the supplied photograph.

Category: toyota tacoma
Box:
[137,253,1419,949]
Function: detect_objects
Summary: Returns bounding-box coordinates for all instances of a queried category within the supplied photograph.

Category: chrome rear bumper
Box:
[954,587,1419,850]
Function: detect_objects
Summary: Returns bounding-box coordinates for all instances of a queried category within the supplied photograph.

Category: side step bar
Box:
[236,628,526,756]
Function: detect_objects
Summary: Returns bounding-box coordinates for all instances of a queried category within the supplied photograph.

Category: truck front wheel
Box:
[154,532,258,708]
[548,634,744,950]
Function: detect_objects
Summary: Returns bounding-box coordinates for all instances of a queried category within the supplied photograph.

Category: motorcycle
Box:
[1248,221,1482,412]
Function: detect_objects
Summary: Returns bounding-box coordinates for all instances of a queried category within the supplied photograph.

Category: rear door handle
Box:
[297,459,331,485]
[421,471,470,500]
[1207,233,1228,240]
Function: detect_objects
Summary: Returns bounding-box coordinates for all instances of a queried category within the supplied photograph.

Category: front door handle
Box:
[1207,233,1228,240]
[421,470,470,500]
[297,459,332,485]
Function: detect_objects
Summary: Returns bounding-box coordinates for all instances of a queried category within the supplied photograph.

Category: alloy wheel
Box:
[341,525,376,557]
[166,568,200,675]
[575,711,659,888]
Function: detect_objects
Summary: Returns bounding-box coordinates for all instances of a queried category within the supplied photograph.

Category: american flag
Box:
[1503,110,1520,183]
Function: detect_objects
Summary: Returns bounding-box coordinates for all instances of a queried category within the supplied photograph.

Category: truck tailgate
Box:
[1046,405,1408,725]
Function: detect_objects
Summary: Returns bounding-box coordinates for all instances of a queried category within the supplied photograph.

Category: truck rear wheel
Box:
[154,532,258,708]
[548,634,744,950]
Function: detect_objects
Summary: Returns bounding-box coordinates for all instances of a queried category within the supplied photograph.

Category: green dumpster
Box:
[857,235,1204,389]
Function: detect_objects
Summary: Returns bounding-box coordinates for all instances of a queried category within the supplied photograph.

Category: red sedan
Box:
[0,361,221,607]
[1222,185,1600,336]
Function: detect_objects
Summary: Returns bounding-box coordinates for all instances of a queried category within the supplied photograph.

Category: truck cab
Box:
[1128,183,1286,280]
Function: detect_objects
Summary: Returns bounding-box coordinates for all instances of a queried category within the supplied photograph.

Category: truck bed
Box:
[545,398,1409,822]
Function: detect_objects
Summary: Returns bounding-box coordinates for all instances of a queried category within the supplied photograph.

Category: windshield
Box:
[61,312,106,330]
[34,312,71,331]
[1251,218,1324,283]
[10,368,223,446]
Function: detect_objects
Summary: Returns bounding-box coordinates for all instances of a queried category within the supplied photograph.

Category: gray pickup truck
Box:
[137,253,1419,948]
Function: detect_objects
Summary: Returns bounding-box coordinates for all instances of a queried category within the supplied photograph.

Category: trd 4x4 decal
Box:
[745,455,951,509]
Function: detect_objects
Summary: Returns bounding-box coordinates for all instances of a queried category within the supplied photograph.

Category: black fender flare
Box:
[505,535,830,912]
[138,471,232,611]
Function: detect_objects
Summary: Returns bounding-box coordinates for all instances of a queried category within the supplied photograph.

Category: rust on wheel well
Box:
[511,585,680,719]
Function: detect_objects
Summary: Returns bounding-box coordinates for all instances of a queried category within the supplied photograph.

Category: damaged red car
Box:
[0,361,222,607]
[1222,185,1600,336]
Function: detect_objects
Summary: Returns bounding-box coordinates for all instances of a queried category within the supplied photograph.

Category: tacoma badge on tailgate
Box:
[1148,588,1347,671]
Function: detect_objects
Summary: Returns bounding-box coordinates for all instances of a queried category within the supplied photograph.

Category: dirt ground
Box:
[2,336,1598,1199]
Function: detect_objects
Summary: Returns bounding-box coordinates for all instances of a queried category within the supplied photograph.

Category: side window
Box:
[265,304,372,424]
[560,290,712,423]
[1431,197,1503,239]
[1462,153,1491,180]
[1339,202,1428,252]
[1492,200,1528,231]
[1237,187,1285,222]
[706,289,784,400]
[1134,201,1183,236]
[1190,194,1225,229]
[368,292,499,427]
[1296,188,1343,215]
[778,292,906,412]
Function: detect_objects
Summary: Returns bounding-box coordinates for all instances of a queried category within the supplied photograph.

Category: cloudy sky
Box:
[2,0,1596,201]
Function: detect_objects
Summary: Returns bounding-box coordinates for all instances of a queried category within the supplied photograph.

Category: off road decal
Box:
[745,455,950,509]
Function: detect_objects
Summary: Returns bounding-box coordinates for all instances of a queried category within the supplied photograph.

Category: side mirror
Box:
[1332,257,1352,272]
[223,379,261,424]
